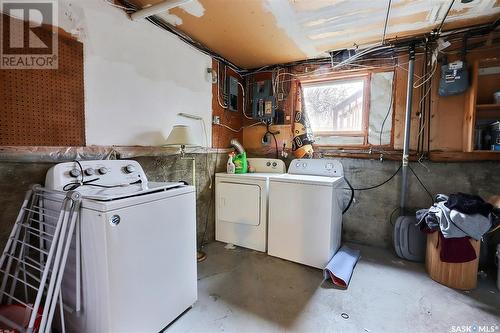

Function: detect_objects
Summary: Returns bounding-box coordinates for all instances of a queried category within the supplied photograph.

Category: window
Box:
[303,77,368,137]
[301,72,395,147]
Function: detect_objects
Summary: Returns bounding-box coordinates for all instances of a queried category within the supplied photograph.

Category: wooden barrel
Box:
[425,232,480,290]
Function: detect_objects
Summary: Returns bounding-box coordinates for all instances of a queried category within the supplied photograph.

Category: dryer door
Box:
[217,182,261,226]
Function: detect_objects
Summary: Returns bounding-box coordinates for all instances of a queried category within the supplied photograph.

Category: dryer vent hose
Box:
[230,139,245,155]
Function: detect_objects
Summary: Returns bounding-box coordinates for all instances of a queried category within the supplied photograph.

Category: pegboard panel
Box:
[0,28,85,146]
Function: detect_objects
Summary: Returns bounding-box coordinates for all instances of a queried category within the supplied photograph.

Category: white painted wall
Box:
[58,0,212,146]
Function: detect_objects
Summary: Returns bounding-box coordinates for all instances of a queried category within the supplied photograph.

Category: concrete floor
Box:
[168,242,500,333]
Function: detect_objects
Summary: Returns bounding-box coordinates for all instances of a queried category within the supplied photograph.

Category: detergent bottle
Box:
[233,151,248,174]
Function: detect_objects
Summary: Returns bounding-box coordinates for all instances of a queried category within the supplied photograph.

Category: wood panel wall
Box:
[222,40,500,160]
[211,59,244,148]
[394,43,500,152]
[240,71,293,155]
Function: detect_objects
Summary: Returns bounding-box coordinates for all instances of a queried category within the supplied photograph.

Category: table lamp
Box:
[164,124,207,262]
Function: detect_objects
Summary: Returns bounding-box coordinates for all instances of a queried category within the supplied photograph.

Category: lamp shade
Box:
[165,125,199,147]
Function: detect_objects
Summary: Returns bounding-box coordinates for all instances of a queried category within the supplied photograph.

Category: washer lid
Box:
[80,183,195,212]
[269,174,344,186]
[78,182,185,201]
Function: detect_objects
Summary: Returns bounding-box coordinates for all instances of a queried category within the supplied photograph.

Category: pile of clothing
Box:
[417,193,498,263]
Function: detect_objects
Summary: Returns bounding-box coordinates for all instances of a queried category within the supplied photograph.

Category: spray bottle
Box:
[227,152,236,174]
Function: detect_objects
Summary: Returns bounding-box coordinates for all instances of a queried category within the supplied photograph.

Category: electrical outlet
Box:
[213,116,220,124]
[278,93,284,101]
[262,133,269,145]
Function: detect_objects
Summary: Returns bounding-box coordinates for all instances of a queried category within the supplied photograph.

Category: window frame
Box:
[300,74,371,145]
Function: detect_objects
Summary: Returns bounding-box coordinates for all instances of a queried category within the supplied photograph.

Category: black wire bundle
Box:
[342,164,434,219]
[263,122,280,159]
[341,163,434,215]
[341,164,402,215]
[344,164,402,192]
[408,164,434,203]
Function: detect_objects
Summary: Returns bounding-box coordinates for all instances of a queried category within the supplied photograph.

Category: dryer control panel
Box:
[288,159,343,177]
[247,158,286,173]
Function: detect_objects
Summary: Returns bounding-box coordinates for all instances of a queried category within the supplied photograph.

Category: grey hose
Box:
[230,139,245,154]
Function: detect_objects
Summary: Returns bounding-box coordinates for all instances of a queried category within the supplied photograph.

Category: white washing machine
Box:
[44,160,197,333]
[268,159,345,269]
[215,158,285,252]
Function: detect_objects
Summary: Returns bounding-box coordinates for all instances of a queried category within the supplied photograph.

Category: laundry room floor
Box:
[167,242,499,333]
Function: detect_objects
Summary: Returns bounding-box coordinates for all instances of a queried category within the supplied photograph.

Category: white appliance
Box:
[268,159,345,269]
[44,160,197,333]
[215,158,285,252]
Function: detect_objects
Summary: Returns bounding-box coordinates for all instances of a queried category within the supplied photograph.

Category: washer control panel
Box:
[288,159,343,177]
[45,160,148,191]
[84,168,95,176]
[98,167,109,175]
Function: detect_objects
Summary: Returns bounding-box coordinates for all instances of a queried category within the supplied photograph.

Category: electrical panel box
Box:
[252,80,275,120]
[438,60,469,96]
[227,76,239,112]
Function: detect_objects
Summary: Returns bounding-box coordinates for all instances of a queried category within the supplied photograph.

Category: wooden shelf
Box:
[463,59,500,152]
[430,151,500,162]
[476,104,500,120]
[474,150,500,152]
[476,104,500,111]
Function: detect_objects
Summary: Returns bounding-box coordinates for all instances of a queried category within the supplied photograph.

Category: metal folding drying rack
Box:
[0,185,81,333]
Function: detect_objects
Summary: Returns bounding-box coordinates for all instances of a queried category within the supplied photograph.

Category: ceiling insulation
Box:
[128,0,500,69]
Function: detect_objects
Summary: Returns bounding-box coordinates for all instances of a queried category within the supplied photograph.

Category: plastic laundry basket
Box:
[0,304,42,332]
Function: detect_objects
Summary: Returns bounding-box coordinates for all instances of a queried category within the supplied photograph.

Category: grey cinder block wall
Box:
[0,154,226,253]
[0,157,498,253]
[134,154,227,247]
[337,158,500,248]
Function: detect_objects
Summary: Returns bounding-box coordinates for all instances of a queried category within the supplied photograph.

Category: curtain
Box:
[292,82,315,158]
